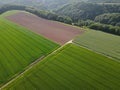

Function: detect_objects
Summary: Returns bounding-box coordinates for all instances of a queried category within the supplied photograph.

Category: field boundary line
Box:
[1,39,119,89]
[0,40,72,90]
[0,56,45,90]
[72,42,120,63]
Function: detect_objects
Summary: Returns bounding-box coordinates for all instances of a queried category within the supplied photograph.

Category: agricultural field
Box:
[0,11,59,87]
[74,30,120,61]
[2,44,120,90]
[6,11,83,45]
[0,10,120,90]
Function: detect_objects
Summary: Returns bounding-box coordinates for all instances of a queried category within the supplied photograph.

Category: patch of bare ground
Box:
[7,12,84,45]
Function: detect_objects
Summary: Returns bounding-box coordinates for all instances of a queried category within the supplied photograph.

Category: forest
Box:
[55,2,120,35]
[0,5,72,24]
[0,0,119,10]
[0,0,120,35]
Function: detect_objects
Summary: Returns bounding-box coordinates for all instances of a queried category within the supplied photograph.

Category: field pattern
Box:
[7,12,83,45]
[74,30,120,60]
[0,11,59,86]
[3,44,120,90]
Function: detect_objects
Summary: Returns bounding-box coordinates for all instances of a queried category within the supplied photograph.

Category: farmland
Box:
[0,11,59,86]
[74,30,120,60]
[6,11,83,45]
[0,10,120,90]
[3,44,120,90]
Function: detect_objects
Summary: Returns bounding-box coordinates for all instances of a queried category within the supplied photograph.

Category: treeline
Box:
[76,13,120,27]
[56,2,120,35]
[0,4,120,35]
[25,7,72,24]
[89,23,120,35]
[0,5,72,24]
[95,13,120,26]
[88,0,120,3]
[0,5,26,14]
[55,3,120,21]
[75,20,120,35]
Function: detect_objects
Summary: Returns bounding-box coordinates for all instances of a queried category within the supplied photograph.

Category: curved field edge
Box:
[0,11,59,87]
[3,10,84,31]
[73,29,120,61]
[1,10,60,44]
[5,10,84,45]
[2,44,120,90]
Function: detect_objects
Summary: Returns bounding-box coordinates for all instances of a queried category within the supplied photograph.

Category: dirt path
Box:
[0,11,84,89]
[0,40,73,90]
[1,40,118,89]
[0,56,45,90]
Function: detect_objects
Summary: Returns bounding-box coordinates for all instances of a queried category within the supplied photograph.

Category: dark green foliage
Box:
[0,0,119,11]
[89,23,120,35]
[0,5,26,14]
[0,5,72,24]
[0,4,119,35]
[56,3,120,21]
[95,13,120,26]
[88,0,120,3]
[75,20,95,26]
[56,16,72,24]
[25,7,72,24]
[56,3,103,21]
[55,2,120,35]
[0,0,83,11]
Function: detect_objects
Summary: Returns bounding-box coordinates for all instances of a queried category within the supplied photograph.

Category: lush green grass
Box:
[0,11,59,86]
[74,30,120,60]
[3,44,120,90]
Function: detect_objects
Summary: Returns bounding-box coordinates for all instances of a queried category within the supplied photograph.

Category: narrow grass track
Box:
[0,11,59,87]
[3,44,120,90]
[1,10,120,90]
[74,30,120,61]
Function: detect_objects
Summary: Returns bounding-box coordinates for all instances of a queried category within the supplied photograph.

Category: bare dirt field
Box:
[7,12,83,45]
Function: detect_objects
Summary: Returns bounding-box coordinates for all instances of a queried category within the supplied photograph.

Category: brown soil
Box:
[7,12,84,45]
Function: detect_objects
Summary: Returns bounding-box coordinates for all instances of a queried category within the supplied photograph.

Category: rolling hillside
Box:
[0,0,120,11]
[88,0,120,3]
[0,0,83,10]
[0,7,120,90]
[0,10,59,87]
[55,2,120,21]
[2,44,120,89]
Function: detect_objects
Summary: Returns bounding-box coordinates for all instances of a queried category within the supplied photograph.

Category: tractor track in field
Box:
[1,39,119,89]
[72,42,120,62]
[0,40,73,90]
[1,11,83,89]
[0,56,45,90]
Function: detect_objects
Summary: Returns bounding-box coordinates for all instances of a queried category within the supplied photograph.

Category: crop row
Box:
[3,44,120,90]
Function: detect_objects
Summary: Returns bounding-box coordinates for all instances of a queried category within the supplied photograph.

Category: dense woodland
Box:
[88,0,120,3]
[0,0,119,11]
[55,3,120,20]
[95,13,120,26]
[0,5,72,24]
[0,0,120,35]
[0,0,84,11]
[55,3,120,35]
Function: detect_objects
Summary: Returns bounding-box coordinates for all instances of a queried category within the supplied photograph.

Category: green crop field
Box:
[3,44,120,90]
[0,11,59,86]
[74,30,120,60]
